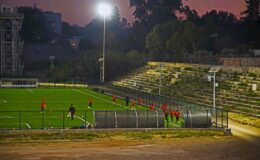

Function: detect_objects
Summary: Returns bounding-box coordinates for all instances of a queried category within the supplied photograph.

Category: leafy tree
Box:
[146,21,206,56]
[130,0,183,50]
[145,22,176,52]
[241,0,260,21]
[62,22,74,39]
[199,10,238,52]
[182,22,202,54]
[182,6,199,22]
[240,0,260,48]
[130,0,182,23]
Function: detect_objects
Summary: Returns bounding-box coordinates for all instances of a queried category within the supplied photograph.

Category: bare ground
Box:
[0,136,259,160]
[1,120,260,160]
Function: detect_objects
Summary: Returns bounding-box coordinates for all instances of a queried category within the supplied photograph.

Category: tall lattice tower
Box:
[0,4,24,76]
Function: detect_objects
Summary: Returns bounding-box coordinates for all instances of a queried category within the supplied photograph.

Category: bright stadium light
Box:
[97,2,112,18]
[96,2,113,83]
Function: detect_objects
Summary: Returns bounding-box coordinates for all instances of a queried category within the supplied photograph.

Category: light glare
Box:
[97,3,112,17]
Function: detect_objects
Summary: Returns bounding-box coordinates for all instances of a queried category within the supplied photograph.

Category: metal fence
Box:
[0,109,228,130]
[91,83,228,128]
[0,110,94,130]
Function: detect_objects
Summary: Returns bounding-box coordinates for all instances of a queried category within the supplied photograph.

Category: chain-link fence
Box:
[0,109,228,130]
[0,110,93,130]
[0,109,227,130]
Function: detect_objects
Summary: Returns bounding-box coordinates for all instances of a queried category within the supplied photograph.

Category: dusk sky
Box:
[1,0,246,26]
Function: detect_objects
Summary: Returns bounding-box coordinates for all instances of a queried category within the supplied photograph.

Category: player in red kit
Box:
[162,103,168,113]
[131,100,135,110]
[40,97,46,112]
[175,110,180,122]
[139,99,143,106]
[112,95,116,103]
[150,104,155,110]
[170,109,175,123]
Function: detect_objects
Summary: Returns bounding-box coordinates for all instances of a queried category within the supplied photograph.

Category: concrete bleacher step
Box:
[112,62,260,116]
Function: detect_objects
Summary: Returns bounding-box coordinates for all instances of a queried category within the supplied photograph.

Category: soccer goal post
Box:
[0,78,38,88]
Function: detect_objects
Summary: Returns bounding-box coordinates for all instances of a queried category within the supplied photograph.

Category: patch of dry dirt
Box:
[0,137,259,160]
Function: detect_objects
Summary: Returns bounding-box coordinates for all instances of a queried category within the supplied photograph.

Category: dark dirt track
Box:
[0,136,260,160]
[1,120,260,160]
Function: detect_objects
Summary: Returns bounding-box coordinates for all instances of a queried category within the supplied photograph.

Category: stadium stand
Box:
[113,62,260,117]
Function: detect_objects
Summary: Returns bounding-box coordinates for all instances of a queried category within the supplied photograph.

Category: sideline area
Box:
[0,133,259,160]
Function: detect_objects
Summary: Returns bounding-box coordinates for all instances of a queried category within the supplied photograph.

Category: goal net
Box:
[0,78,38,88]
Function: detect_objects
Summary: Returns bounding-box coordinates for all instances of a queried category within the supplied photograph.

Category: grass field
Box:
[0,88,183,129]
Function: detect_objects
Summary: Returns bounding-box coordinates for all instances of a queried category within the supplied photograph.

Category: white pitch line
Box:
[27,89,34,93]
[73,89,130,109]
[26,123,31,129]
[0,100,7,103]
[75,116,90,125]
[3,100,107,103]
[170,122,181,128]
[0,116,14,119]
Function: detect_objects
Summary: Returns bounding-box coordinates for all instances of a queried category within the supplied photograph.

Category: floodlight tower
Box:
[97,2,112,83]
[0,5,24,76]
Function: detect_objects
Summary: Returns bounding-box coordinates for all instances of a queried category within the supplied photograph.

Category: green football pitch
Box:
[0,88,183,129]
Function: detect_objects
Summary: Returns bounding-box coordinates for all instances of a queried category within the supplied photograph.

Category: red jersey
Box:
[175,111,180,118]
[89,98,93,104]
[41,102,46,108]
[170,110,175,116]
[150,105,155,110]
[131,100,135,107]
[162,104,167,112]
[112,95,116,102]
[139,99,143,106]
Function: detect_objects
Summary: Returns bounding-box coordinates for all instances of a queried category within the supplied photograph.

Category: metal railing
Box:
[90,83,228,128]
[0,108,228,130]
[0,110,94,130]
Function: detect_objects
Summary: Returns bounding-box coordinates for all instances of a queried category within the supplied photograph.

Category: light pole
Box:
[97,2,112,83]
[158,64,164,95]
[208,67,220,111]
[98,57,103,83]
[49,56,55,68]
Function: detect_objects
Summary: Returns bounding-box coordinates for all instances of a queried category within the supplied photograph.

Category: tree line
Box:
[16,0,260,82]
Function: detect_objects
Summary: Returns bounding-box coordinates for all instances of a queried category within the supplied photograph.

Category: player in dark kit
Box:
[68,104,76,120]
[125,96,129,106]
[164,109,168,120]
